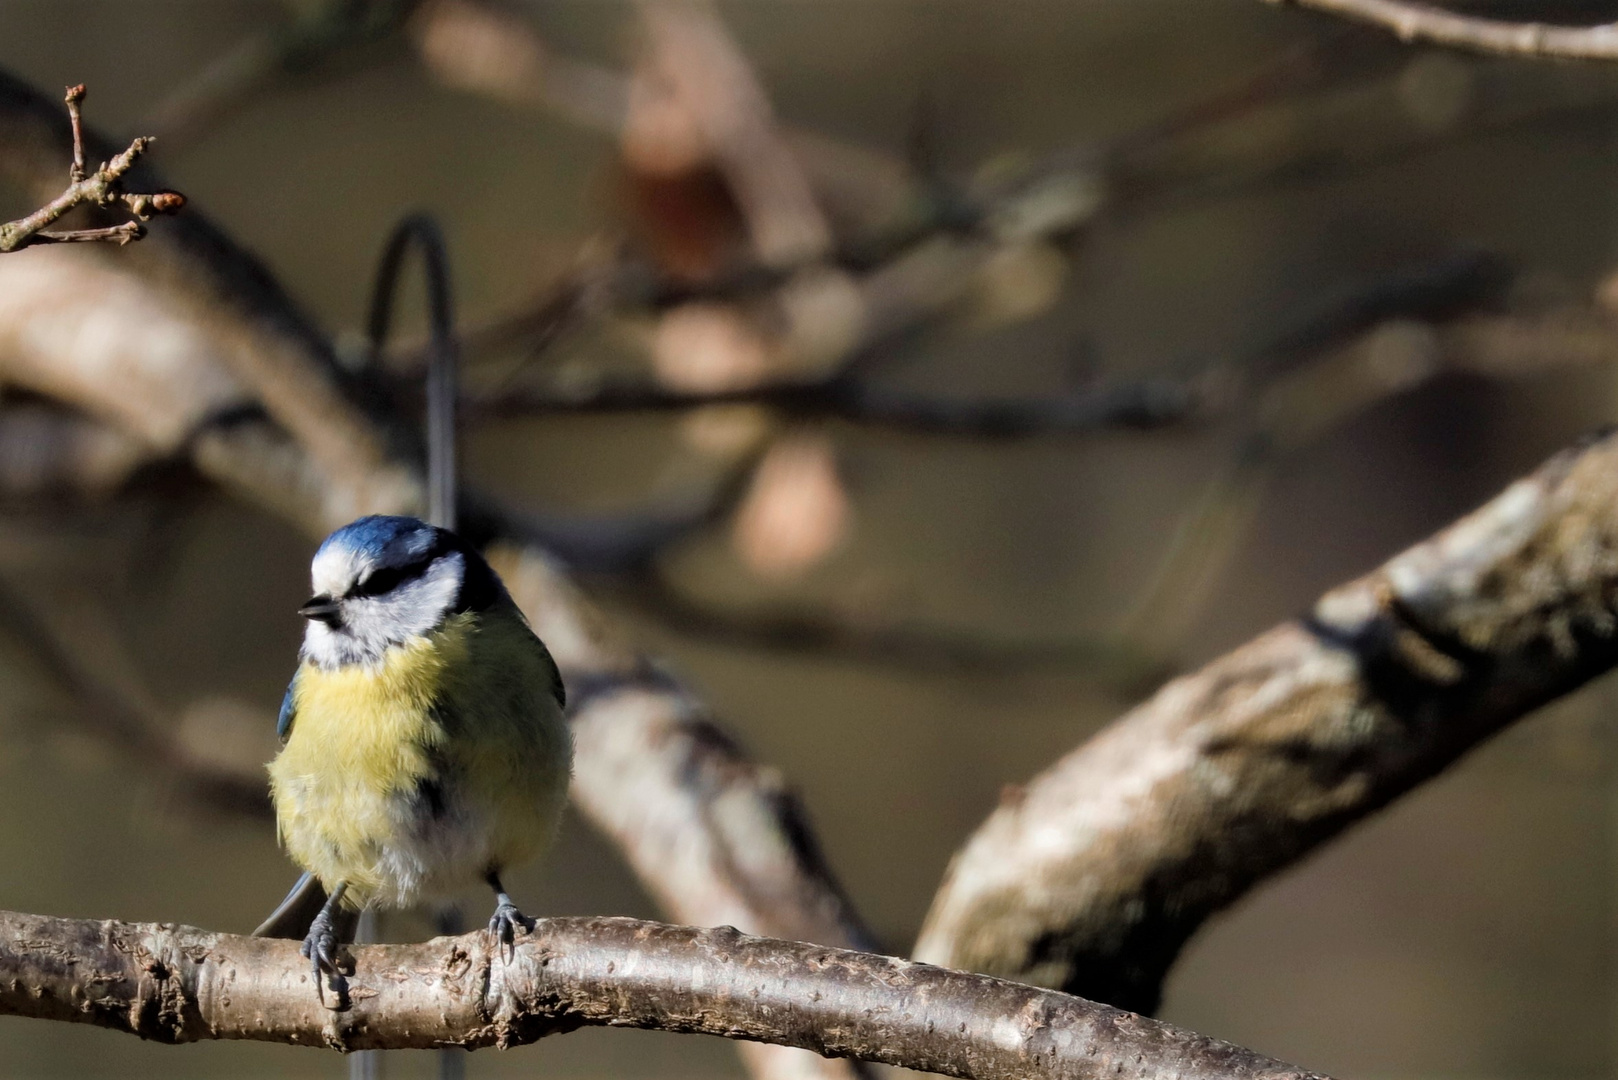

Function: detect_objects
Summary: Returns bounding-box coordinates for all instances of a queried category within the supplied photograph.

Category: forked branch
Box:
[0,84,184,252]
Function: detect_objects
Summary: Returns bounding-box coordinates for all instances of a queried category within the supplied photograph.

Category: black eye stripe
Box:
[340,535,495,607]
[350,561,423,598]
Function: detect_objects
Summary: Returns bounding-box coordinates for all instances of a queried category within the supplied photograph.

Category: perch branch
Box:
[0,910,1327,1080]
[1263,0,1618,60]
[0,85,183,253]
[916,426,1618,1013]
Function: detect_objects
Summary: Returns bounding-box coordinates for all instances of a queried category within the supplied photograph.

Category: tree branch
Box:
[610,570,1168,684]
[0,85,183,252]
[1263,0,1618,61]
[473,251,1509,440]
[0,910,1328,1080]
[916,426,1618,1013]
[142,0,427,145]
[474,372,1208,437]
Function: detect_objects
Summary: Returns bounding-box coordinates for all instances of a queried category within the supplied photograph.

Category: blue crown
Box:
[317,515,439,567]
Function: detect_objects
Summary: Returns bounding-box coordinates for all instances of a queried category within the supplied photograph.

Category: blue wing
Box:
[277,672,298,743]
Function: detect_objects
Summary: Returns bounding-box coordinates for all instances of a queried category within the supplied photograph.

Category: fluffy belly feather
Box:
[268,611,571,908]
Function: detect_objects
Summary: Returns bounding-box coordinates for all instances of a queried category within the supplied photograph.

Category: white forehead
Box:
[311,543,376,597]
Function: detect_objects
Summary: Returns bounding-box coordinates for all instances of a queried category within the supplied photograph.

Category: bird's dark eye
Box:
[351,564,413,598]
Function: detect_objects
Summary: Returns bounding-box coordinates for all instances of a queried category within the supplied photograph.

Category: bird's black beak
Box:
[298,594,342,627]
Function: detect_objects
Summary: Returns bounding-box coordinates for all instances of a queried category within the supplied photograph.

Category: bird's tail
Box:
[252,871,359,942]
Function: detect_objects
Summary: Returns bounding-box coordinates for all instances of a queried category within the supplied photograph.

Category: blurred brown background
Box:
[0,0,1615,1077]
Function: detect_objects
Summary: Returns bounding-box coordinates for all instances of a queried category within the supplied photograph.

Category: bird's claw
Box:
[488,900,533,960]
[300,906,346,994]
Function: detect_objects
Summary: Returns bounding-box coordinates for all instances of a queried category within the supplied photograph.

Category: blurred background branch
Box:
[1265,0,1618,60]
[917,428,1618,1012]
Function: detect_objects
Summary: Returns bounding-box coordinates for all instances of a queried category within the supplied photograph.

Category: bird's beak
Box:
[298,594,341,626]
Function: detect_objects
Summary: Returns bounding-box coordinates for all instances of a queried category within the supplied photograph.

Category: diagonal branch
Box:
[916,426,1618,1013]
[1263,0,1618,60]
[0,910,1328,1080]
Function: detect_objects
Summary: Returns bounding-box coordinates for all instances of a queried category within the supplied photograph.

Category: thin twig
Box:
[1263,0,1618,61]
[64,83,85,183]
[612,570,1169,685]
[365,211,462,1080]
[474,373,1207,436]
[141,0,427,144]
[476,251,1507,440]
[0,85,184,253]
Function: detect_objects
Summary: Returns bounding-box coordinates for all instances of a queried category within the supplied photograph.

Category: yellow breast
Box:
[267,609,572,906]
[267,617,471,896]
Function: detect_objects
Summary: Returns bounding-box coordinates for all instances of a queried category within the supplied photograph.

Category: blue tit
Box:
[252,515,572,984]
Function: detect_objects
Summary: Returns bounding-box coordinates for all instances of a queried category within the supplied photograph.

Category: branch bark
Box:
[1263,0,1618,61]
[917,426,1618,1013]
[0,910,1327,1080]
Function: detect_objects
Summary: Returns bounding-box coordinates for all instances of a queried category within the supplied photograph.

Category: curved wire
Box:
[366,213,458,532]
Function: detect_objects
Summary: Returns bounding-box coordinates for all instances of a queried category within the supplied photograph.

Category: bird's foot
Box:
[300,905,348,999]
[488,897,534,960]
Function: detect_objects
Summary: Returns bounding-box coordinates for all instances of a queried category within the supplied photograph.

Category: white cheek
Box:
[300,554,466,670]
[301,619,347,669]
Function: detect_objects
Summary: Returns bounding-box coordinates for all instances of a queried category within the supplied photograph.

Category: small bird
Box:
[253,515,572,984]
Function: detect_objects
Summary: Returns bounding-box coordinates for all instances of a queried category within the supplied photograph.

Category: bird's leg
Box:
[485,870,533,958]
[300,881,349,989]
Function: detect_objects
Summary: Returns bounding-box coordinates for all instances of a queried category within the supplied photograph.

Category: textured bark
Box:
[0,910,1327,1080]
[917,429,1618,1012]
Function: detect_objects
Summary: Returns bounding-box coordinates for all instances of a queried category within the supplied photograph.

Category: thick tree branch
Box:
[916,426,1618,1013]
[0,910,1327,1080]
[0,403,153,497]
[1264,0,1618,61]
